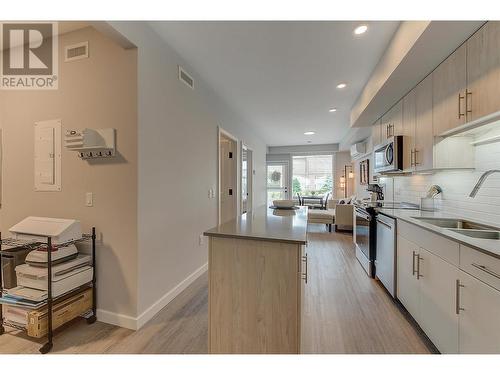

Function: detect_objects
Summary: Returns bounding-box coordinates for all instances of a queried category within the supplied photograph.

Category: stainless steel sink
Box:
[449,229,500,240]
[411,217,495,231]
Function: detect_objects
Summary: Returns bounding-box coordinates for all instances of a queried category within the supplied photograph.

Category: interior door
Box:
[267,162,289,205]
[219,132,238,224]
[241,145,253,214]
[459,270,500,353]
[418,248,459,353]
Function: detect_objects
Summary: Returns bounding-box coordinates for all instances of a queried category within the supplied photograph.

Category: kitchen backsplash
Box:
[379,141,500,226]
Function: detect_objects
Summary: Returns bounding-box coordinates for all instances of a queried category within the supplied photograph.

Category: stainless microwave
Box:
[373,136,404,173]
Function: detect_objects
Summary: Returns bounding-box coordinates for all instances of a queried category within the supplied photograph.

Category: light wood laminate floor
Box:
[0,226,432,354]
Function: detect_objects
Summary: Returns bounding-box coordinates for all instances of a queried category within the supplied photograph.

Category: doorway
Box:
[241,143,253,214]
[218,128,238,224]
[266,161,289,205]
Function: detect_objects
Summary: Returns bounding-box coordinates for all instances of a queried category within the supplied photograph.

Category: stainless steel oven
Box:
[373,136,404,173]
[354,204,376,278]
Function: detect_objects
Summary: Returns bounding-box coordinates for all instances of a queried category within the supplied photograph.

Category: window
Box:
[292,155,333,197]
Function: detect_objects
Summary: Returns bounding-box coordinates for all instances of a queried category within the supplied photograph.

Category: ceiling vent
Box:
[178,66,194,89]
[64,41,89,62]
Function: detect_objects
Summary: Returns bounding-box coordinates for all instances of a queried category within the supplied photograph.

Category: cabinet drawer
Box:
[398,220,459,266]
[460,245,500,291]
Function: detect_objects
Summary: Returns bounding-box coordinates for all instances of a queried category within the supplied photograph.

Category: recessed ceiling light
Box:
[304,131,315,135]
[354,25,368,35]
[329,108,337,112]
[336,83,347,89]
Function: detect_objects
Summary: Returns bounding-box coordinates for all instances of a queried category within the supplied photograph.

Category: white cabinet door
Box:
[459,270,500,353]
[402,89,416,171]
[419,248,459,353]
[414,74,434,171]
[397,235,420,322]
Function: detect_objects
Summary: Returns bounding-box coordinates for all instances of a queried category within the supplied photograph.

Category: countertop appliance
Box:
[373,136,404,173]
[375,213,397,297]
[354,203,377,278]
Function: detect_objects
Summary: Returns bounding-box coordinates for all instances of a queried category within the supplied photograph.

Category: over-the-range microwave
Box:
[373,136,404,173]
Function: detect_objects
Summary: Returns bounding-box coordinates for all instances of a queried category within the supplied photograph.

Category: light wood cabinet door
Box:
[433,44,467,135]
[402,89,416,171]
[459,270,500,353]
[419,248,459,353]
[467,21,500,121]
[415,74,434,171]
[371,119,382,149]
[383,99,403,138]
[397,235,420,322]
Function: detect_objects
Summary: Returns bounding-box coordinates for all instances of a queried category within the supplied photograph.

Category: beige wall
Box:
[107,22,268,324]
[0,27,139,321]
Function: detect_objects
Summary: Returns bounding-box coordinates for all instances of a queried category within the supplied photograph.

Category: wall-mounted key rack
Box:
[64,128,116,159]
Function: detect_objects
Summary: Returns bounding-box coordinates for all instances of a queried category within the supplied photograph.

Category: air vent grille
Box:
[65,41,89,62]
[178,66,194,89]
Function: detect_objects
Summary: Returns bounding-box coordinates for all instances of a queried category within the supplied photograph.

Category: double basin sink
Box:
[411,217,500,240]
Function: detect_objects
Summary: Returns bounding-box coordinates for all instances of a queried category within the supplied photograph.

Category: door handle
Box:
[466,90,472,115]
[416,254,422,280]
[456,279,464,315]
[302,254,308,284]
[413,149,420,166]
[412,251,417,276]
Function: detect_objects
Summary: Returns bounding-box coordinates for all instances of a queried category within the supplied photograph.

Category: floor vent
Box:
[64,41,89,62]
[178,65,194,89]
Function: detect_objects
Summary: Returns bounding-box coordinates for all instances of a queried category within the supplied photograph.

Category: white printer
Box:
[9,217,82,245]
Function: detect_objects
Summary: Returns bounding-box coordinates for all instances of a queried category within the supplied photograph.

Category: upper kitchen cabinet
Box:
[371,118,382,149]
[402,89,416,171]
[414,74,434,171]
[381,100,403,140]
[433,44,467,135]
[467,21,500,122]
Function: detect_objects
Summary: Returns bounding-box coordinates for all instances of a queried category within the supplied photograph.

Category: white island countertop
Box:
[204,205,308,245]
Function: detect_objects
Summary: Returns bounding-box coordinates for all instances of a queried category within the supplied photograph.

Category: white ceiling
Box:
[149,21,400,146]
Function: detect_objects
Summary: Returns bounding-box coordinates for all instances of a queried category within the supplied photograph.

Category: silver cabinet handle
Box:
[458,92,465,119]
[456,279,464,315]
[471,263,500,280]
[412,251,417,276]
[302,254,308,284]
[416,254,422,280]
[414,149,420,166]
[410,149,415,167]
[466,89,472,115]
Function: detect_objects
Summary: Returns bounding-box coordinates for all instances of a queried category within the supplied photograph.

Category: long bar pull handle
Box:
[414,149,420,166]
[416,254,422,280]
[466,90,472,115]
[412,251,417,276]
[302,254,308,284]
[410,149,415,167]
[456,279,464,315]
[471,263,500,280]
[458,93,465,119]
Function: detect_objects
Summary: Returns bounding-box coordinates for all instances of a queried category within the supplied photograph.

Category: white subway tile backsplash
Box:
[392,142,500,226]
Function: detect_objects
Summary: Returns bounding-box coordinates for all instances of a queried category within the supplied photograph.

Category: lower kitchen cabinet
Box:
[419,248,459,354]
[397,235,420,321]
[458,270,500,353]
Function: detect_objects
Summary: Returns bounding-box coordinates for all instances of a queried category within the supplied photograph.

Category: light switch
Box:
[86,192,93,207]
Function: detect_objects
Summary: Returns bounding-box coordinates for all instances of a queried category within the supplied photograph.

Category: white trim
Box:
[136,262,208,329]
[97,309,137,330]
[96,263,208,330]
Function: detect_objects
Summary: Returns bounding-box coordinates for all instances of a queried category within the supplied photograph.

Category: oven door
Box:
[355,208,371,259]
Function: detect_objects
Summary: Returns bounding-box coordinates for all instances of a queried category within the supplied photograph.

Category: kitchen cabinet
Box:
[371,119,382,149]
[418,248,459,354]
[467,21,500,121]
[381,100,403,139]
[414,74,434,171]
[458,270,500,353]
[432,44,467,135]
[397,235,420,321]
[402,89,416,171]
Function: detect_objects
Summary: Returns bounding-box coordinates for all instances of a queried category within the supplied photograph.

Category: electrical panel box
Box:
[64,128,116,159]
[34,119,62,192]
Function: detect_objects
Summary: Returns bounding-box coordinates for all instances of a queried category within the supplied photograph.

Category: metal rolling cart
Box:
[0,227,97,354]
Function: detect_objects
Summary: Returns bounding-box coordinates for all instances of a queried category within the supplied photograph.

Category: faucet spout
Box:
[469,170,500,198]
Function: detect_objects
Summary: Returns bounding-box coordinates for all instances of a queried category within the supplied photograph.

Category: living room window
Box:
[292,155,333,198]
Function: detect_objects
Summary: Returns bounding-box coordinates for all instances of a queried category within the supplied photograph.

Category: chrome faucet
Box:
[469,170,500,198]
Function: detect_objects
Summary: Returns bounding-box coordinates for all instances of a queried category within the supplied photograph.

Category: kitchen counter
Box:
[377,208,500,258]
[204,205,308,245]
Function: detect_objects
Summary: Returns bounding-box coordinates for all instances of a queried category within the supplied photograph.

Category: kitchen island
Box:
[204,205,308,354]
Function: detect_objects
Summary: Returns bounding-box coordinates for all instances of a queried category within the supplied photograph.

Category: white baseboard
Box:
[96,262,208,330]
[97,309,137,330]
[136,262,208,329]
